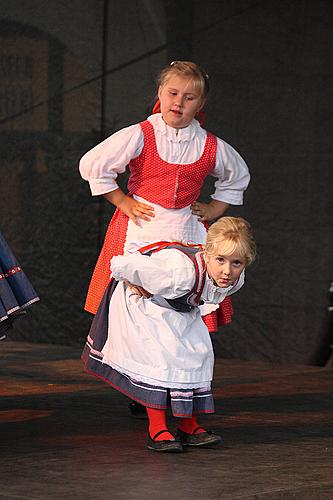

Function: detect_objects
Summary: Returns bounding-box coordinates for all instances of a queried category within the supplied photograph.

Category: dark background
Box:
[1,0,332,365]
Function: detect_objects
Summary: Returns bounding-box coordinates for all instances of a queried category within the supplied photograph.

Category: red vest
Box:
[84,121,233,330]
[127,120,217,209]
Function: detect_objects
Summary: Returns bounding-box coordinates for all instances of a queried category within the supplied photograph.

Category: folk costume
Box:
[82,242,245,417]
[79,113,250,331]
[0,231,39,339]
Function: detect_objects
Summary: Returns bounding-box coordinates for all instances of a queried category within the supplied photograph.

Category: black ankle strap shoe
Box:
[147,430,184,452]
[175,428,222,447]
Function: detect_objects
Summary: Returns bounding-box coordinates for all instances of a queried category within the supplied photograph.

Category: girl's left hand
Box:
[191,200,229,222]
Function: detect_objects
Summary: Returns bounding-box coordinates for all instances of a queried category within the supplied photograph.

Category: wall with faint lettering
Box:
[0,3,103,344]
[1,1,332,365]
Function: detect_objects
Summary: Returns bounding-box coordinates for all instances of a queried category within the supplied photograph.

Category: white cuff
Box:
[211,191,244,205]
[88,179,119,196]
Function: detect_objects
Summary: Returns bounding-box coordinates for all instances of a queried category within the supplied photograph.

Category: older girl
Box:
[79,61,250,333]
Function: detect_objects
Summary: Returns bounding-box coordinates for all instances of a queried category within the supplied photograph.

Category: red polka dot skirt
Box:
[84,208,127,315]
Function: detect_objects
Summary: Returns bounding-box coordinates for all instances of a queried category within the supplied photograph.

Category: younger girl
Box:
[79,61,250,332]
[82,217,256,452]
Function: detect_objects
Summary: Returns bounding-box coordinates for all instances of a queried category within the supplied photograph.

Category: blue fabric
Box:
[0,231,39,331]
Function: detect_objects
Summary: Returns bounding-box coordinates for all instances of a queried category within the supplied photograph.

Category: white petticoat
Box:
[101,282,215,388]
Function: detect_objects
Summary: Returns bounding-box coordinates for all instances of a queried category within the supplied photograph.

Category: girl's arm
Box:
[79,124,154,224]
[79,124,141,194]
[191,137,250,222]
[111,250,195,299]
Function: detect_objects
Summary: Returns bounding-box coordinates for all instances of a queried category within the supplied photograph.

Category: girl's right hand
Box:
[118,196,155,225]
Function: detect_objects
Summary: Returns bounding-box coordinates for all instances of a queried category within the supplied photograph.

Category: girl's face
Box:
[158,74,203,129]
[205,252,246,288]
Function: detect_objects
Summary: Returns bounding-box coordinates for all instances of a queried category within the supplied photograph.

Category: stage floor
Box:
[1,341,332,499]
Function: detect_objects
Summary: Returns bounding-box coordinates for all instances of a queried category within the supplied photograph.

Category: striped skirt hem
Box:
[82,342,214,418]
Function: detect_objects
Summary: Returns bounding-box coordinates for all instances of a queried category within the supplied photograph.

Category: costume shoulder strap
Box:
[138,241,206,312]
[203,131,218,162]
[139,240,201,256]
[139,120,154,135]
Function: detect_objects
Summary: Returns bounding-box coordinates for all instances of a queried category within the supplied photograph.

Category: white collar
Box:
[206,269,245,293]
[147,113,203,142]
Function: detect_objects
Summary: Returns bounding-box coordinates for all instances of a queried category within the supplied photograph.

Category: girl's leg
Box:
[146,407,174,441]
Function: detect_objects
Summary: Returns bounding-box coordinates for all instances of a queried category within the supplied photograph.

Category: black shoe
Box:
[175,427,222,447]
[128,401,148,419]
[147,430,184,453]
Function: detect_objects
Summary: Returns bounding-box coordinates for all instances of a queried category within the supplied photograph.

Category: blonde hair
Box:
[157,61,209,107]
[205,217,256,265]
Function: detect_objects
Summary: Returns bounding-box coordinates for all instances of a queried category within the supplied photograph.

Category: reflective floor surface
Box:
[1,341,332,499]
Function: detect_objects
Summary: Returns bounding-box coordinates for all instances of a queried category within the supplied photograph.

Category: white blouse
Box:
[111,249,245,303]
[79,113,250,206]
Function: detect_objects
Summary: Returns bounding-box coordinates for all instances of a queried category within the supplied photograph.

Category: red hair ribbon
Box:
[196,110,205,126]
[152,99,161,114]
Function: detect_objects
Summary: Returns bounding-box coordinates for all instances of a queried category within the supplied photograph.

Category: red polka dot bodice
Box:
[84,120,234,329]
[127,120,217,208]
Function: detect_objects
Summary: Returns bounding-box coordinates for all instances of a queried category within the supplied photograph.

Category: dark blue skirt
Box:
[0,231,39,337]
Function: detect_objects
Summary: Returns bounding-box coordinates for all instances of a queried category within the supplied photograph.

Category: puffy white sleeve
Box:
[210,138,250,205]
[79,123,144,195]
[111,249,196,299]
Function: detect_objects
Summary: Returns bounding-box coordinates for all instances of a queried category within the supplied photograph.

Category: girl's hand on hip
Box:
[191,200,229,223]
[118,196,155,225]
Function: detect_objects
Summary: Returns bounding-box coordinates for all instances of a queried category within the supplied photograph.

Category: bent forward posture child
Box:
[82,217,256,452]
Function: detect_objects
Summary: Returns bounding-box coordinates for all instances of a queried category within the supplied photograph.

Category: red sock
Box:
[146,407,174,441]
[178,415,206,435]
